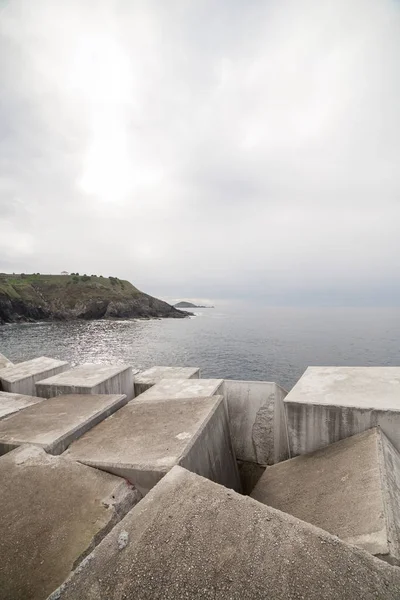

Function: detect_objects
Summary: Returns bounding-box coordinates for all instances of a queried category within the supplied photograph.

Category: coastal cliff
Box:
[0,274,189,324]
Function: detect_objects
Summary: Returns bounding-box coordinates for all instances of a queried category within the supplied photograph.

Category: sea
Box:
[1,304,400,391]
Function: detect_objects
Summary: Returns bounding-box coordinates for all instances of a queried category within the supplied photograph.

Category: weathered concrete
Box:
[251,428,400,564]
[237,459,266,495]
[0,445,141,600]
[135,378,223,403]
[134,366,200,396]
[66,395,241,495]
[49,466,400,600]
[0,393,128,456]
[0,351,13,370]
[0,356,69,395]
[0,391,43,420]
[35,363,135,400]
[284,367,400,456]
[224,380,289,466]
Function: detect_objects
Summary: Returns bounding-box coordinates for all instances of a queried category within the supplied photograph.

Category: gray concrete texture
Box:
[66,395,241,495]
[35,363,135,400]
[0,393,128,456]
[224,379,289,466]
[251,428,400,564]
[0,445,141,600]
[134,365,200,396]
[284,367,400,456]
[49,466,400,600]
[0,351,13,370]
[0,356,69,395]
[0,390,43,420]
[134,377,223,403]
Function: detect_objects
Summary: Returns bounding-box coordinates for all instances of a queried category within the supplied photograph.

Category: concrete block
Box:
[134,366,200,396]
[0,351,13,370]
[66,395,241,495]
[49,466,400,600]
[251,428,400,564]
[0,445,141,600]
[0,356,69,395]
[135,378,223,403]
[284,367,400,456]
[0,391,43,420]
[0,393,128,456]
[224,379,289,466]
[35,363,135,400]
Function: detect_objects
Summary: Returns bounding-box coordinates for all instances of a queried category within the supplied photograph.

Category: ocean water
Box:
[1,305,400,391]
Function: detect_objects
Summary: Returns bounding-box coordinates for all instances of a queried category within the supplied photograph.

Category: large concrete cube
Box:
[50,466,400,600]
[0,351,13,370]
[0,391,43,420]
[224,380,289,465]
[135,378,223,403]
[0,393,128,456]
[0,356,69,395]
[66,395,241,495]
[0,445,141,600]
[35,363,135,400]
[284,367,400,456]
[251,428,400,564]
[134,366,200,396]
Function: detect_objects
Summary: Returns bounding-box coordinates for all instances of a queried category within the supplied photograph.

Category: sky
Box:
[0,0,400,306]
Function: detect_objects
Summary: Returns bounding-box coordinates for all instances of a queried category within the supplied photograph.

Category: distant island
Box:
[174,301,214,309]
[0,273,191,324]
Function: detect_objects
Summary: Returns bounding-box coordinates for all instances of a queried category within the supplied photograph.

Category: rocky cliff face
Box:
[0,274,189,324]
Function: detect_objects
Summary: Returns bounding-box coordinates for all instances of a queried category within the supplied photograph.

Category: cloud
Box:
[0,0,399,305]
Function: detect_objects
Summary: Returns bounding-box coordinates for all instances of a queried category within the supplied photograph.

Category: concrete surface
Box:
[0,351,13,370]
[35,363,135,400]
[284,367,400,455]
[0,391,43,420]
[0,445,141,600]
[0,356,69,396]
[0,393,128,455]
[49,466,400,600]
[135,378,223,403]
[251,428,400,564]
[237,459,266,495]
[134,366,200,396]
[224,380,289,465]
[66,395,240,495]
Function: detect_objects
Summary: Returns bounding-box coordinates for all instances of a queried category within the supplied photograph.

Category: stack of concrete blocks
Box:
[134,366,200,396]
[251,427,400,565]
[284,367,400,456]
[49,466,400,600]
[0,391,43,420]
[35,363,135,401]
[0,445,141,600]
[0,356,69,395]
[223,380,289,492]
[0,393,129,456]
[67,394,241,495]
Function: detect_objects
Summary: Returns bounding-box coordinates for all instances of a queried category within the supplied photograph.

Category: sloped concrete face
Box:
[0,391,43,420]
[284,366,400,456]
[66,395,240,495]
[0,356,69,396]
[135,378,223,403]
[0,393,128,456]
[35,363,135,400]
[251,428,400,564]
[50,466,400,600]
[0,352,13,370]
[224,380,289,466]
[134,366,200,396]
[0,445,141,600]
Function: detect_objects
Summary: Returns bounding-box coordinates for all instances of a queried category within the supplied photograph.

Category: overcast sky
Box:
[0,0,399,305]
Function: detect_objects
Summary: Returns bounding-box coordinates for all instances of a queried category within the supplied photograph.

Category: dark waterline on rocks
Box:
[1,305,400,391]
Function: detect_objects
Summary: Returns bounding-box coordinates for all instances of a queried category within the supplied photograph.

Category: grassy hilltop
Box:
[0,273,188,323]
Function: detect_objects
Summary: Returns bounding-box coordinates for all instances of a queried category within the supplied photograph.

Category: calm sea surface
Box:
[1,305,400,391]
